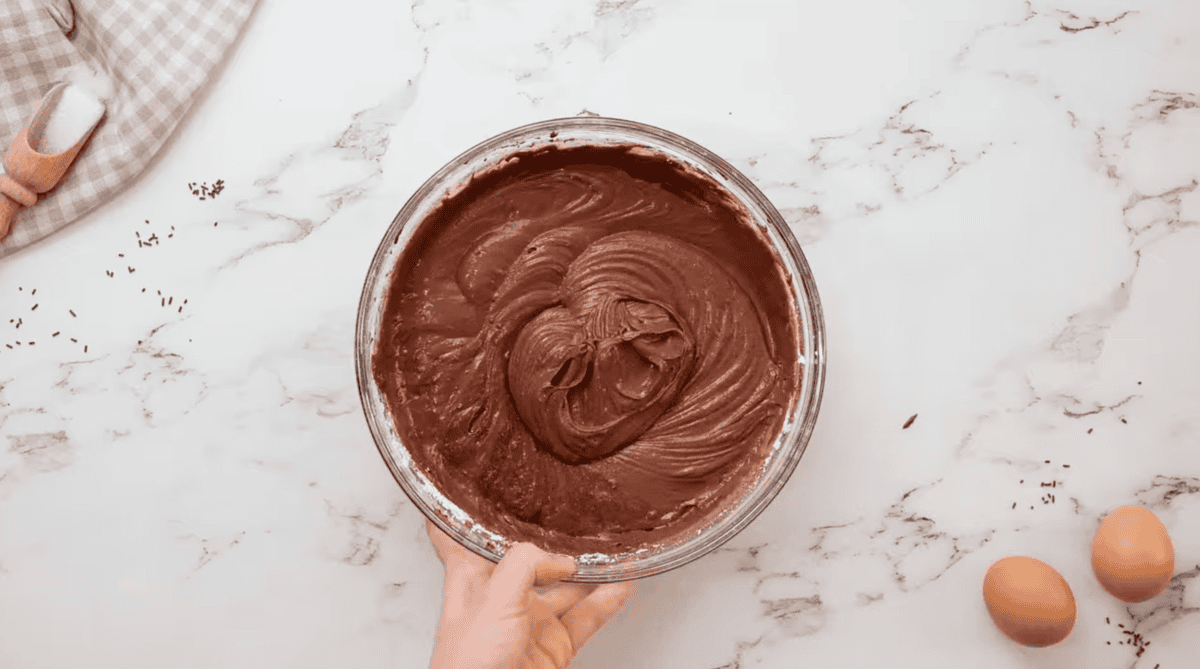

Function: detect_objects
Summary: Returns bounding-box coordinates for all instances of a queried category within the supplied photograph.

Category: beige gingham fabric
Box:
[0,0,258,258]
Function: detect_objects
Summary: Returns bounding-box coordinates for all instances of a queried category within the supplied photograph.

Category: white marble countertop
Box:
[3,0,1199,667]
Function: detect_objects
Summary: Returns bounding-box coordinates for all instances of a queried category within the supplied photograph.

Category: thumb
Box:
[487,543,575,608]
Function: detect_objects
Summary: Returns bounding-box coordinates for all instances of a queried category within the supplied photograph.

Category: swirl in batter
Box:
[375,144,798,553]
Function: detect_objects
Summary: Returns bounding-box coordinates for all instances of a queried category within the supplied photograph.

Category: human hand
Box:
[426,519,637,669]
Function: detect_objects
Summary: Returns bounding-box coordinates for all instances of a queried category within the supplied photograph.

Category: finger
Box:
[533,582,597,617]
[426,519,493,572]
[532,616,574,669]
[425,518,462,562]
[562,580,637,652]
[487,543,576,608]
[525,645,556,669]
[426,519,494,621]
[425,518,479,562]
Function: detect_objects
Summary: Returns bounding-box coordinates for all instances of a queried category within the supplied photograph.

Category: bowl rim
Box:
[355,115,826,582]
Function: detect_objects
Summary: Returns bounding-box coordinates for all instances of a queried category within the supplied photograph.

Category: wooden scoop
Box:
[0,83,106,241]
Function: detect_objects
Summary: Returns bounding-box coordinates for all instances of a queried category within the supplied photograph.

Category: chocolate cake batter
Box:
[374,143,799,554]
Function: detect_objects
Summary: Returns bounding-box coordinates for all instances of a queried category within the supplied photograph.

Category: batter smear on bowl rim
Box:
[374,143,800,555]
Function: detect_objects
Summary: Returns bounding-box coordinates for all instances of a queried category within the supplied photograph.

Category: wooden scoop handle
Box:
[0,192,21,241]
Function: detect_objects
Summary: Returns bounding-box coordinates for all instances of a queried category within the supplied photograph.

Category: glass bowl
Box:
[355,117,825,582]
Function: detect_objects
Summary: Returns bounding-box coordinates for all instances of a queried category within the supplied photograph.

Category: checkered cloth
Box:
[0,0,257,258]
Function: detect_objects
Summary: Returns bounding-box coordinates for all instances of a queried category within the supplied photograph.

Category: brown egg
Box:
[983,556,1077,647]
[1092,505,1175,603]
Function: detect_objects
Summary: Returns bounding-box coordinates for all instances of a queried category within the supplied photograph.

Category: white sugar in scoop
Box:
[38,84,106,154]
[0,82,108,241]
